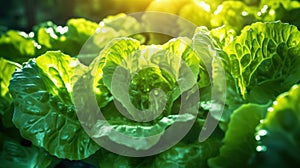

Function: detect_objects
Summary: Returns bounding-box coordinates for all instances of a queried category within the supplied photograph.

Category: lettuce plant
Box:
[9,51,100,160]
[75,37,208,152]
[224,21,300,103]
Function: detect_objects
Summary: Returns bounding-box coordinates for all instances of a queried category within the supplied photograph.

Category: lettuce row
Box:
[3,17,300,166]
[0,18,99,64]
[6,34,210,159]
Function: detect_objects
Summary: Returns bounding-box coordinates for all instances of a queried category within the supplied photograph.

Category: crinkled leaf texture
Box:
[192,27,244,129]
[82,37,204,150]
[208,103,269,168]
[98,37,201,121]
[9,51,100,160]
[224,21,300,103]
[253,84,300,167]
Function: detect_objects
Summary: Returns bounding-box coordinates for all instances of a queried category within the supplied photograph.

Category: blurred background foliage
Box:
[0,0,152,32]
[1,0,300,35]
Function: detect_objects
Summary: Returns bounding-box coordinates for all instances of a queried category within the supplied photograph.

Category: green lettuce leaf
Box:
[91,112,195,151]
[152,132,222,168]
[78,13,144,65]
[143,0,192,44]
[9,51,100,160]
[208,103,269,168]
[67,18,99,45]
[97,148,153,168]
[92,13,142,50]
[178,1,211,34]
[201,0,225,11]
[80,36,205,151]
[0,131,53,168]
[99,37,200,121]
[256,0,300,22]
[209,25,237,49]
[0,58,20,127]
[210,1,257,32]
[36,18,99,56]
[224,21,300,103]
[252,84,300,167]
[0,30,45,63]
[192,27,244,130]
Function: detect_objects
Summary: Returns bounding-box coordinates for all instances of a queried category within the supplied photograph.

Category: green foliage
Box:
[96,148,154,168]
[0,58,20,127]
[210,1,257,32]
[9,51,99,160]
[224,21,300,103]
[78,37,207,150]
[0,130,53,168]
[252,84,300,167]
[153,134,222,168]
[1,0,300,167]
[0,31,45,63]
[208,103,269,167]
[35,18,99,56]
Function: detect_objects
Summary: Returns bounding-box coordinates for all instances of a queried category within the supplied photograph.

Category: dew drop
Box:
[153,89,159,96]
[256,145,267,152]
[258,130,268,136]
[255,135,261,141]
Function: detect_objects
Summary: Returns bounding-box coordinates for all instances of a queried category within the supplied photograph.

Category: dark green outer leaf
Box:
[153,129,222,168]
[0,132,53,168]
[253,84,300,167]
[208,103,269,168]
[91,113,195,150]
[9,51,99,160]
